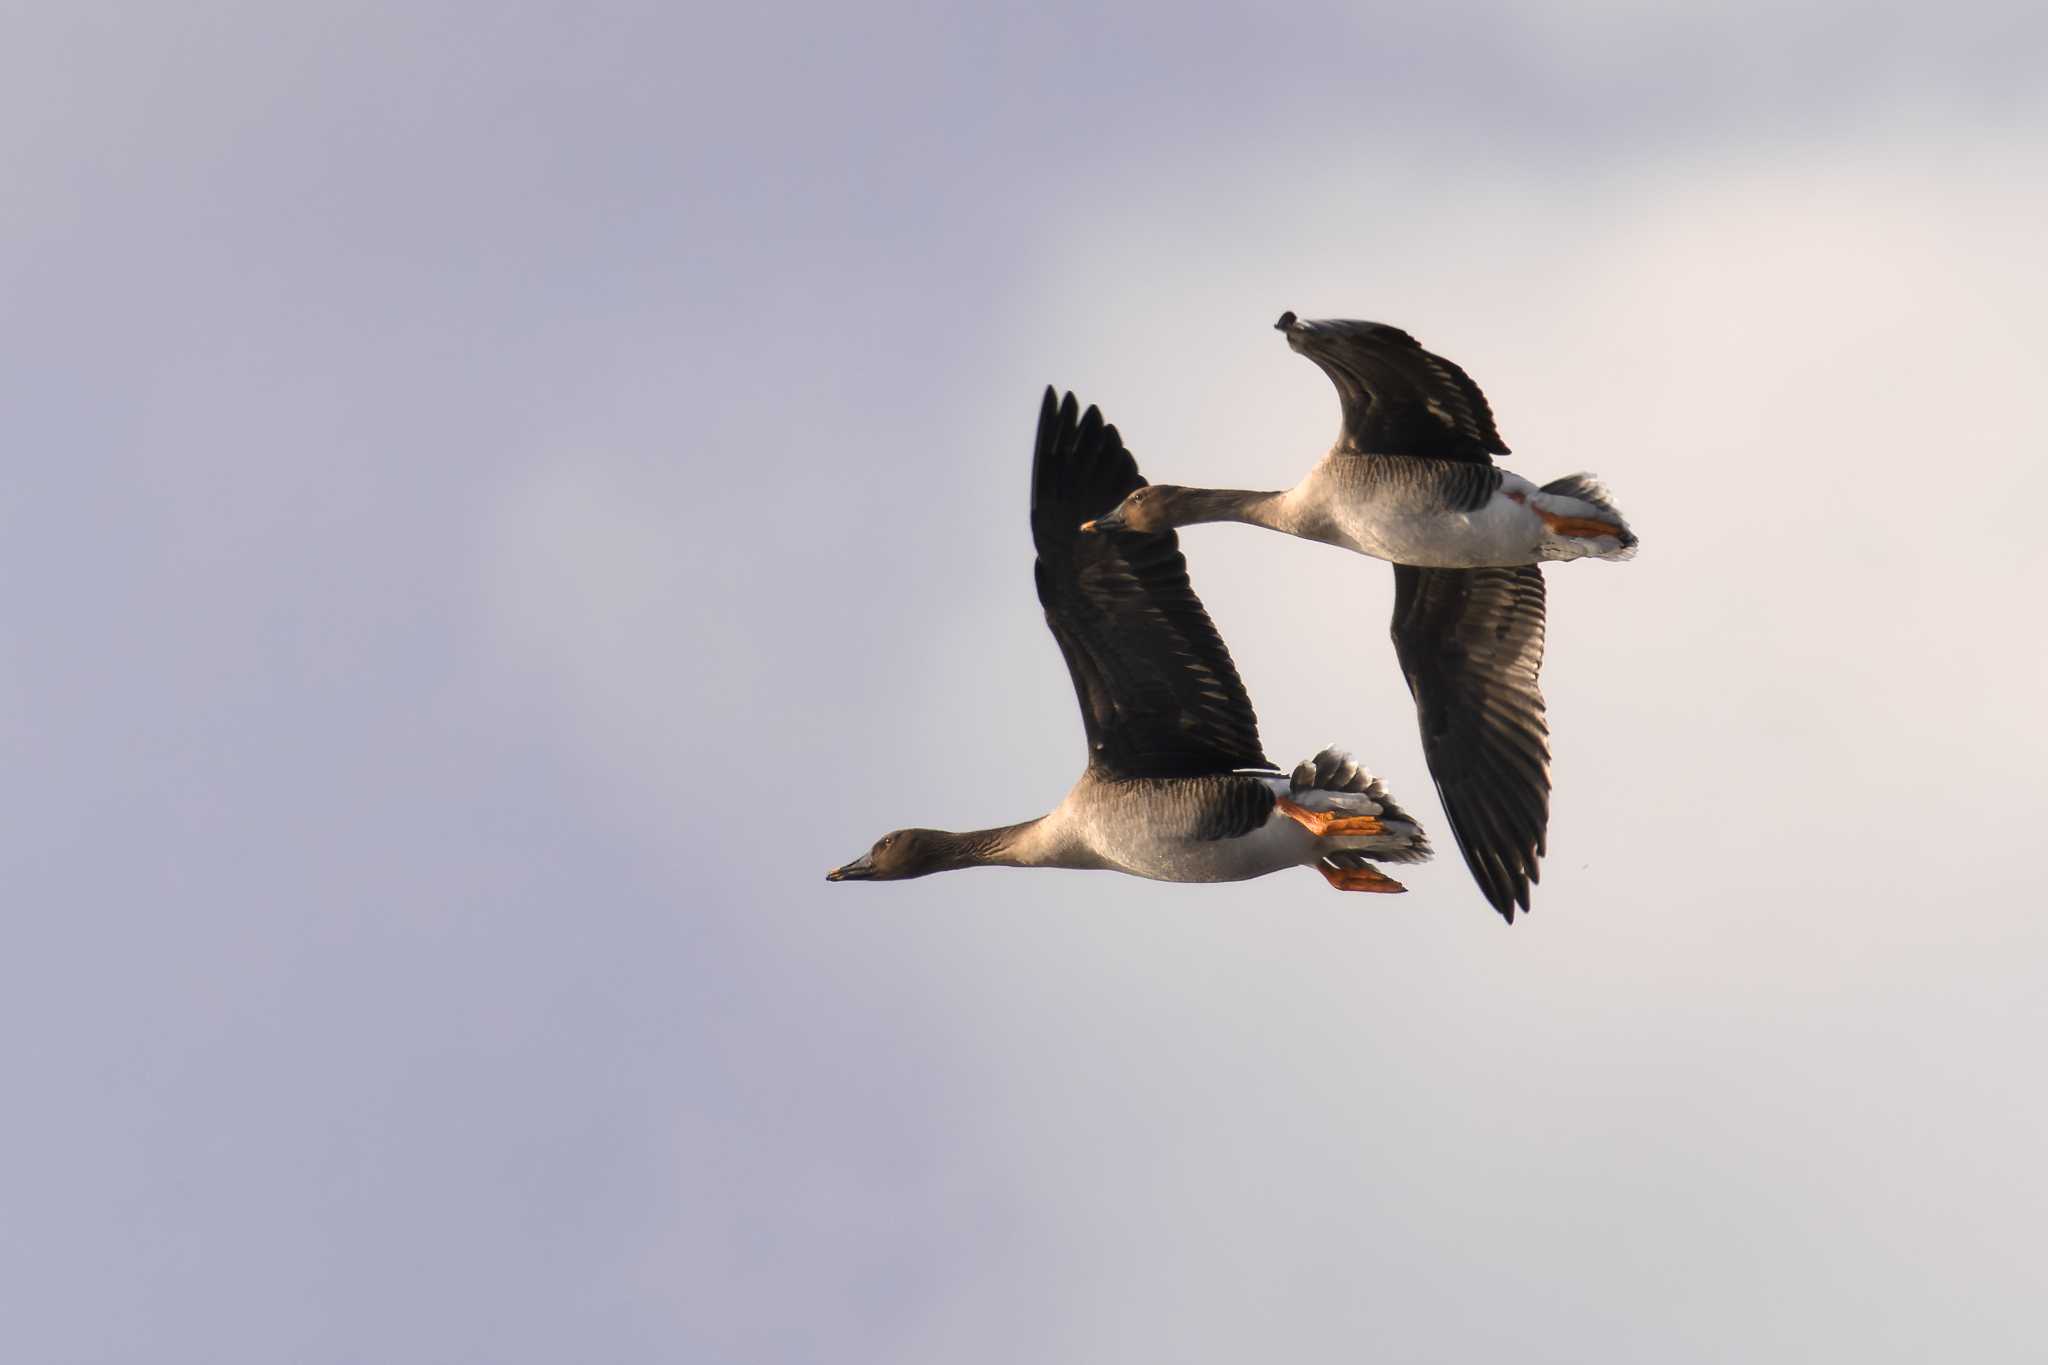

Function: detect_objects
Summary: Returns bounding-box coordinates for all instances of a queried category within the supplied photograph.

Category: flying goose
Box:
[1081,315,1638,920]
[827,389,1430,890]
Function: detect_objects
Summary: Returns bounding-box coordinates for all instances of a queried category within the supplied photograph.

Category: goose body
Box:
[828,390,1429,893]
[1025,766,1424,883]
[1085,314,1639,921]
[1281,457,1630,567]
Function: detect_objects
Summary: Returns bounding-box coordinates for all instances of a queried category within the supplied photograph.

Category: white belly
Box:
[1103,817,1319,883]
[1332,474,1548,568]
[1064,777,1398,884]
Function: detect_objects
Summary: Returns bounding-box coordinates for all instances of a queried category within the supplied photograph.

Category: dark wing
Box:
[1389,564,1549,922]
[1278,313,1509,463]
[1030,388,1270,779]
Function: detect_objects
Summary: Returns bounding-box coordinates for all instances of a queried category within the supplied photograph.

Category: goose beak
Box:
[1079,509,1126,534]
[826,852,876,882]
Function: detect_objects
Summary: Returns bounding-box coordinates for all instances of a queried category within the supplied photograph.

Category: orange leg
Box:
[1315,862,1407,894]
[1534,506,1627,540]
[1506,488,1626,541]
[1275,796,1383,838]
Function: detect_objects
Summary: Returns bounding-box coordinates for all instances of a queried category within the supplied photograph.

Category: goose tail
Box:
[1290,747,1432,865]
[1538,473,1637,561]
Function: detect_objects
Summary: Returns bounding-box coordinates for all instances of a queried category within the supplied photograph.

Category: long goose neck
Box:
[933,818,1047,870]
[1164,486,1294,533]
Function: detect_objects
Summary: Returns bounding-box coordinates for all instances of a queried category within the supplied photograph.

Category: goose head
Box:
[1079,484,1187,535]
[826,828,959,882]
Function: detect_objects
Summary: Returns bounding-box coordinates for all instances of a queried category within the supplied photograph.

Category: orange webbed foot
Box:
[1277,796,1383,838]
[1315,862,1407,894]
[1535,506,1627,540]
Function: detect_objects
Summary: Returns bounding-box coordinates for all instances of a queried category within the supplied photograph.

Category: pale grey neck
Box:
[1165,486,1295,534]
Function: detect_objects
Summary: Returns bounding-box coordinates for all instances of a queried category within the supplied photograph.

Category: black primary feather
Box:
[1389,563,1550,921]
[1030,388,1271,780]
[1282,317,1510,464]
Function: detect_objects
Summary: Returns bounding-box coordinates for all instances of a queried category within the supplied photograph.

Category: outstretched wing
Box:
[1389,563,1550,921]
[1030,388,1270,779]
[1278,313,1509,464]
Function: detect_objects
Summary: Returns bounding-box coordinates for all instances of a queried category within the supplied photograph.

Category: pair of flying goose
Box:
[828,314,1635,921]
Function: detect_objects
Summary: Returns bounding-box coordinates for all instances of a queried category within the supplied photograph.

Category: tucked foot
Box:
[1275,796,1384,837]
[1316,862,1407,893]
[1535,506,1630,541]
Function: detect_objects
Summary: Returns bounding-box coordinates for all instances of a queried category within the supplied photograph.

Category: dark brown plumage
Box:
[1278,313,1508,464]
[1029,388,1271,780]
[1390,563,1550,920]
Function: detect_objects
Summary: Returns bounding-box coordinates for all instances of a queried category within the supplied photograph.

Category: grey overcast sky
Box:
[5,2,2046,1361]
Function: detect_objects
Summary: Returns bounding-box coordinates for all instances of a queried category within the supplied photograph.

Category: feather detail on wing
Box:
[1280,315,1509,463]
[1031,389,1270,779]
[1388,563,1549,921]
